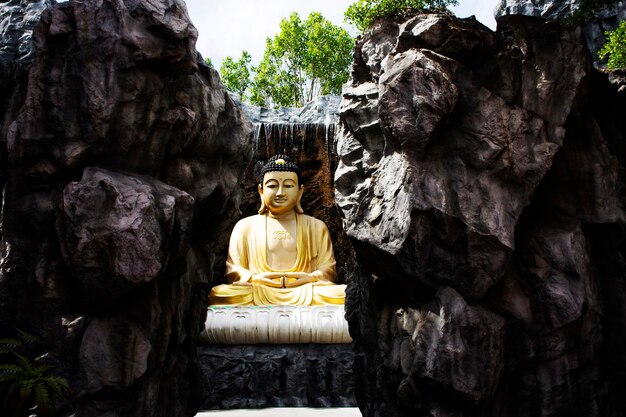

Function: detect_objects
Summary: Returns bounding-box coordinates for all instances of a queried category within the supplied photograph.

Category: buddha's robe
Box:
[209,214,346,306]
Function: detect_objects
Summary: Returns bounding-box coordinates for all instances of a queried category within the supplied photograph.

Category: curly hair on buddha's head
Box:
[258,154,302,186]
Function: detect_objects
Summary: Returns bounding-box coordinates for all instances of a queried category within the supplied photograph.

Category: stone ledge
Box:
[198,344,356,409]
[195,408,361,416]
[200,305,351,345]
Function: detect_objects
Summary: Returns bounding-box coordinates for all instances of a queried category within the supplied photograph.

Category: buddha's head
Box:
[258,155,304,215]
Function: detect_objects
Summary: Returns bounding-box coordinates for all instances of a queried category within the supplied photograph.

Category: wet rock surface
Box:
[198,344,356,409]
[337,11,626,417]
[495,0,626,65]
[0,0,252,416]
[240,95,340,126]
[0,0,56,184]
[57,168,195,304]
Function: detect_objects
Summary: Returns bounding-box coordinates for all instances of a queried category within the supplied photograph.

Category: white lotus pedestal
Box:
[198,304,355,408]
[200,305,352,345]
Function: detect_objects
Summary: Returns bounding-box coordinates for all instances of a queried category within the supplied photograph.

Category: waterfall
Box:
[235,95,342,216]
[241,95,341,180]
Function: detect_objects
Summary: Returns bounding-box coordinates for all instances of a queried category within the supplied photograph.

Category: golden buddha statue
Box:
[209,155,346,306]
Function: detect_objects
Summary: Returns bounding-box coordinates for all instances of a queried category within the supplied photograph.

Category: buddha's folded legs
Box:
[311,284,346,305]
[209,283,346,306]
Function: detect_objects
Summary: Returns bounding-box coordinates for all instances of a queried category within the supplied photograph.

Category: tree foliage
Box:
[252,12,354,108]
[218,12,354,108]
[345,0,458,31]
[599,20,626,69]
[219,51,253,101]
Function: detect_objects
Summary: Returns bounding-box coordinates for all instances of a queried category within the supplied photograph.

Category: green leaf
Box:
[598,20,626,69]
[0,364,22,382]
[344,0,458,31]
[0,327,69,417]
[219,50,253,101]
[16,329,39,345]
[35,383,51,416]
[251,12,354,107]
[19,378,34,401]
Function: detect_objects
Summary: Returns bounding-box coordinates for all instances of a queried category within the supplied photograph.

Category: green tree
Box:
[219,51,253,101]
[204,57,213,68]
[599,20,626,69]
[250,12,354,108]
[345,0,458,31]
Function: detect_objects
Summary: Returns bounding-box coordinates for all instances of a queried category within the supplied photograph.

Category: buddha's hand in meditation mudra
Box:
[232,272,335,288]
[208,154,346,306]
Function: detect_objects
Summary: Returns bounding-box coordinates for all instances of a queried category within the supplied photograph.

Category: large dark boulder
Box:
[337,10,626,417]
[0,0,253,416]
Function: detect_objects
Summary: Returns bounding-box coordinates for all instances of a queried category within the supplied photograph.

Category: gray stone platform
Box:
[196,408,361,416]
[198,344,356,410]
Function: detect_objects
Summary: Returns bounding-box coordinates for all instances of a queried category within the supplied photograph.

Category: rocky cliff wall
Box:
[0,0,252,416]
[495,0,626,64]
[337,11,626,417]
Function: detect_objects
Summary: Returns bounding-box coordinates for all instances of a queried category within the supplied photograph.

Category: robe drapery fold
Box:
[209,214,346,306]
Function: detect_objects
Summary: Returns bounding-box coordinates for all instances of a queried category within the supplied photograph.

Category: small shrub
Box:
[599,20,626,69]
[0,329,69,417]
[344,0,458,31]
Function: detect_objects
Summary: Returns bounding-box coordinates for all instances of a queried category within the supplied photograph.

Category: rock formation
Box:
[0,0,252,416]
[0,0,56,186]
[5,1,626,416]
[495,0,626,64]
[336,10,626,417]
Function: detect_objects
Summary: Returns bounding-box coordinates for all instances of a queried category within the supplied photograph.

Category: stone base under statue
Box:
[198,344,356,409]
[200,305,351,344]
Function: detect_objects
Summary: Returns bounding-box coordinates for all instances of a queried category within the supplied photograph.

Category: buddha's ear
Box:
[257,184,267,214]
[296,185,304,214]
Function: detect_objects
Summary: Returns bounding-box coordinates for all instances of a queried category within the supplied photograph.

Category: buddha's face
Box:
[259,171,303,215]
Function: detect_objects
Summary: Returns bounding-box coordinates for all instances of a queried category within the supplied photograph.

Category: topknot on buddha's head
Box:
[259,154,301,185]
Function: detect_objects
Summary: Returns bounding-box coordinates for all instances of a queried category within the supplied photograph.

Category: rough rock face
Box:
[0,0,56,184]
[57,168,195,304]
[337,11,626,417]
[495,0,626,64]
[0,0,252,416]
[496,0,593,18]
[198,345,356,409]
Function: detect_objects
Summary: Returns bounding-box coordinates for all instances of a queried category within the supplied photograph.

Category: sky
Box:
[183,0,501,67]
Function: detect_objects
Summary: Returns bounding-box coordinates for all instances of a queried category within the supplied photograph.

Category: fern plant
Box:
[0,329,69,417]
